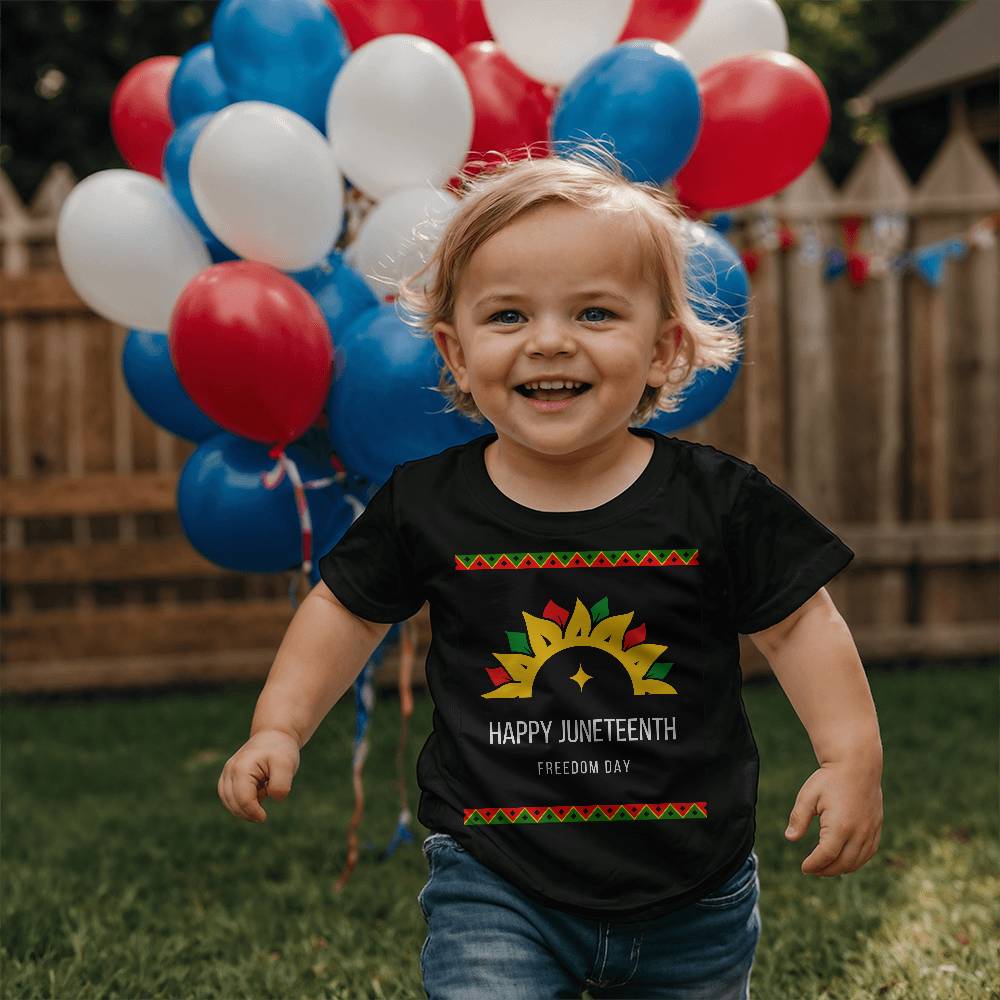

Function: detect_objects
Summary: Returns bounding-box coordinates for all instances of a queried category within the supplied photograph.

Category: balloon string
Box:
[333,657,374,895]
[260,446,314,609]
[259,445,352,610]
[385,617,418,857]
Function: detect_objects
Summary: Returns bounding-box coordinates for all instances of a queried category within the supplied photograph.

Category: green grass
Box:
[2,663,997,999]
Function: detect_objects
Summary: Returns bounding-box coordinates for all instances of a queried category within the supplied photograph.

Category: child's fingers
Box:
[784,778,821,840]
[231,767,268,823]
[264,755,296,801]
[802,834,867,878]
[801,824,850,875]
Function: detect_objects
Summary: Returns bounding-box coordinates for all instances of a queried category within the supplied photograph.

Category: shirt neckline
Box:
[460,427,672,535]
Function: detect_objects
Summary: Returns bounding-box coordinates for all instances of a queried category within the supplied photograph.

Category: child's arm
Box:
[217,580,391,823]
[749,586,884,877]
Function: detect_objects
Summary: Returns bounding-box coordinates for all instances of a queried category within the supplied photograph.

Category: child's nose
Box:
[527,320,578,349]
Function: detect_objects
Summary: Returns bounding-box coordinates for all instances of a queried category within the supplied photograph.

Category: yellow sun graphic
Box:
[482,596,677,699]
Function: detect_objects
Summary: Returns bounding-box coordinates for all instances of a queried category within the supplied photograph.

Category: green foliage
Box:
[1,1,218,202]
[2,663,996,997]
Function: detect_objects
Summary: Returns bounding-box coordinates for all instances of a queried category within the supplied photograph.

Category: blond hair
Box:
[392,140,746,425]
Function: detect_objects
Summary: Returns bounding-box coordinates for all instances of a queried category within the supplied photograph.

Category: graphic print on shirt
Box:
[454,547,708,827]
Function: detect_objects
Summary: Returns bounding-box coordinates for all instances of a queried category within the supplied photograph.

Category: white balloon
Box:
[482,0,632,87]
[326,34,473,202]
[348,186,460,300]
[673,0,788,77]
[56,169,210,332]
[190,101,344,270]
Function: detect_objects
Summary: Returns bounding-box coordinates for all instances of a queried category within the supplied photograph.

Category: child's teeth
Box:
[524,380,581,389]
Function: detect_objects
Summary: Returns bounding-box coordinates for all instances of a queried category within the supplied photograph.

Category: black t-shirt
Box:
[318,427,854,922]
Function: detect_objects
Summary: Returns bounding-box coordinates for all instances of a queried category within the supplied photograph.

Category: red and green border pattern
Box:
[464,802,708,825]
[455,549,699,571]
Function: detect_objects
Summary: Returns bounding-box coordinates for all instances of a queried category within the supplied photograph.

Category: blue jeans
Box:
[418,832,761,999]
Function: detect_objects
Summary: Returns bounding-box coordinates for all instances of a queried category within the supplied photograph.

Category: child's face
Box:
[433,201,679,455]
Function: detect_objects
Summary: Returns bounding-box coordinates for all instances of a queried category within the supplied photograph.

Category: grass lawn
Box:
[2,661,996,999]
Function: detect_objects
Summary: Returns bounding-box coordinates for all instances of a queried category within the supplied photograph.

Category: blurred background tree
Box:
[0,0,970,204]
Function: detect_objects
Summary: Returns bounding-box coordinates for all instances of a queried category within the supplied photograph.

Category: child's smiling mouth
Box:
[514,382,592,411]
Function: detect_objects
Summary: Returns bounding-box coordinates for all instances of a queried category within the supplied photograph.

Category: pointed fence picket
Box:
[1,132,997,693]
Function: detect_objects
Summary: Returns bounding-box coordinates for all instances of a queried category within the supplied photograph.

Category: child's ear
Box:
[433,322,471,393]
[648,317,682,388]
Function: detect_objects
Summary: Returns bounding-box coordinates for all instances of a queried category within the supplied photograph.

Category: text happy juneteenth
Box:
[488,717,678,745]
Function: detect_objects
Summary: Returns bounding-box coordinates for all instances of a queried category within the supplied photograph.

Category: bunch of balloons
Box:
[56,0,829,585]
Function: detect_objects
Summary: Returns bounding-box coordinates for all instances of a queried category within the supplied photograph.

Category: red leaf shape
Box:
[623,622,646,650]
[542,600,569,627]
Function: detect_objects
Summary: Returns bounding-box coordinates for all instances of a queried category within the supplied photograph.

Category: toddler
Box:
[218,145,883,999]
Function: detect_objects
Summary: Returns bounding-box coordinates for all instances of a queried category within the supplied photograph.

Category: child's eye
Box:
[580,307,616,323]
[489,309,524,325]
[487,307,617,326]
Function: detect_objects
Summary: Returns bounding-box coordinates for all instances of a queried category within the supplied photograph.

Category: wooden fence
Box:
[2,126,998,693]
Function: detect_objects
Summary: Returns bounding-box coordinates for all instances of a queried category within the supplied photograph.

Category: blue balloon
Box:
[645,355,743,433]
[212,0,350,134]
[291,252,379,347]
[164,114,218,239]
[684,220,751,327]
[551,40,701,185]
[178,434,356,573]
[169,42,231,126]
[163,113,239,260]
[327,305,490,486]
[643,221,749,431]
[123,330,223,442]
[207,239,240,263]
[709,212,733,236]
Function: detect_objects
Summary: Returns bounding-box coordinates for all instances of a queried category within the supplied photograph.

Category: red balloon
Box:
[620,0,702,44]
[170,262,333,448]
[673,52,831,212]
[326,0,469,53]
[452,42,554,176]
[110,56,178,178]
[457,0,493,44]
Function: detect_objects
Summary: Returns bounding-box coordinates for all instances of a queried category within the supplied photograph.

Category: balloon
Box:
[208,240,241,263]
[647,218,748,431]
[291,252,380,343]
[178,434,355,573]
[457,0,492,44]
[345,186,460,300]
[327,305,488,485]
[170,261,333,447]
[683,220,750,327]
[620,0,702,44]
[122,330,223,442]
[326,34,474,201]
[189,101,344,270]
[481,0,632,87]
[452,41,554,175]
[168,43,231,126]
[672,0,787,77]
[645,359,742,432]
[110,56,178,178]
[326,0,467,53]
[56,169,210,331]
[673,52,830,211]
[551,40,701,185]
[163,113,220,243]
[212,0,350,134]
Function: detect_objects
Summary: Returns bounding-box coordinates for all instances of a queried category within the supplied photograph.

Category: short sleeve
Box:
[318,470,425,624]
[723,465,854,634]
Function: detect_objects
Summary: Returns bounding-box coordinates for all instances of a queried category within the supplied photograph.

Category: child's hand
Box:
[783,759,883,876]
[218,729,300,823]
